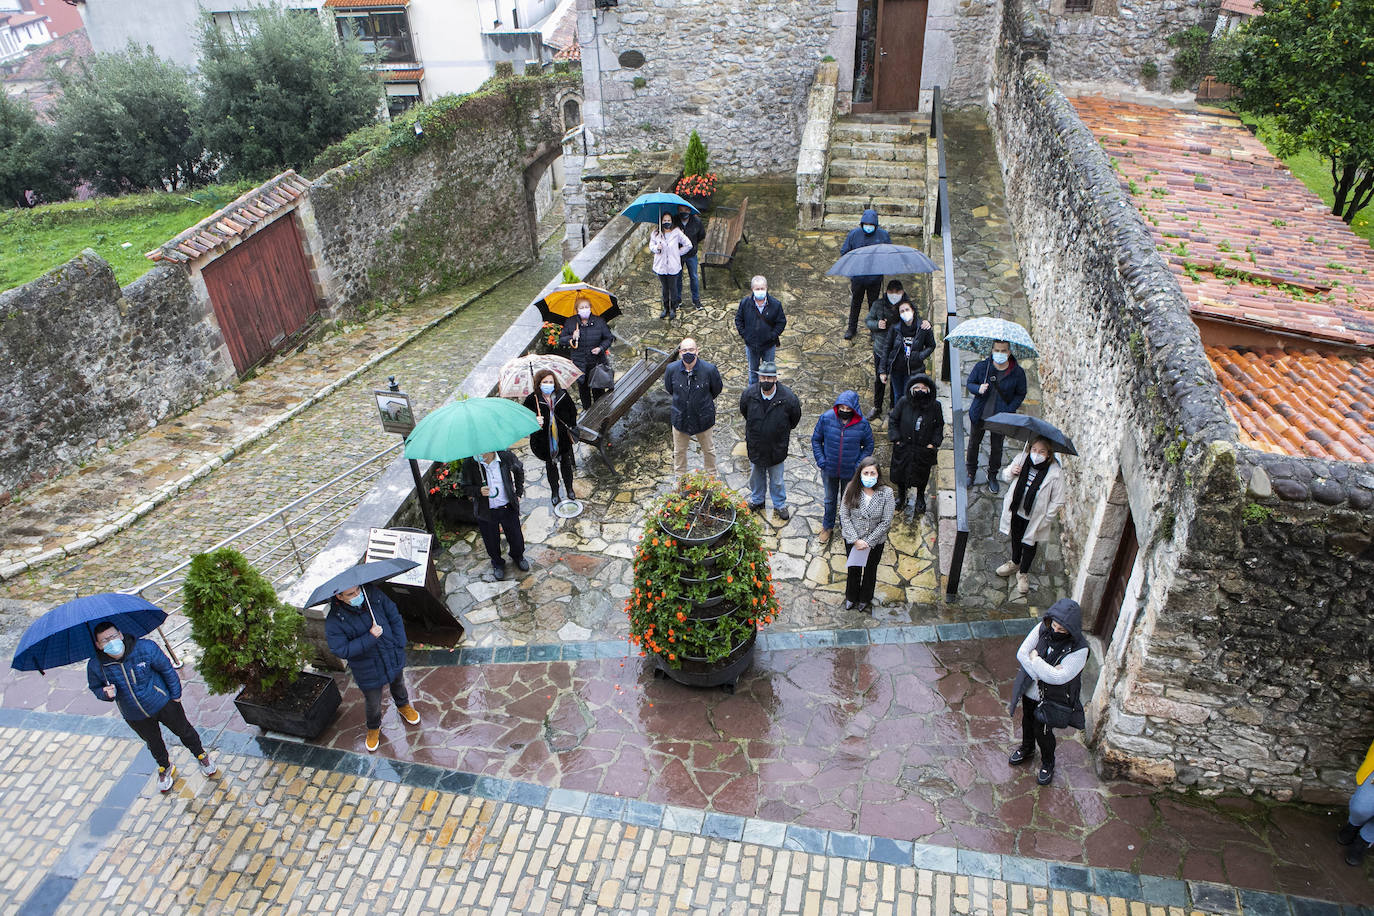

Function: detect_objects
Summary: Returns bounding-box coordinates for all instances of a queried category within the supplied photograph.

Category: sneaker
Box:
[1346,842,1369,867]
[1338,822,1361,845]
[965,472,976,490]
[747,502,764,514]
[660,307,669,319]
[1017,572,1030,596]
[866,406,881,421]
[996,561,1018,577]
[913,497,927,515]
[365,729,380,753]
[1037,766,1054,786]
[493,565,507,581]
[516,557,530,572]
[988,478,1001,495]
[398,704,421,726]
[844,600,855,610]
[197,753,217,777]
[775,507,790,521]
[157,765,176,793]
[1008,747,1032,766]
[819,528,832,545]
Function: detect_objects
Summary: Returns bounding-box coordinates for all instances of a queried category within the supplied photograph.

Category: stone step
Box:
[824,193,923,220]
[827,140,925,164]
[831,121,927,145]
[827,158,925,181]
[821,214,924,236]
[825,177,926,200]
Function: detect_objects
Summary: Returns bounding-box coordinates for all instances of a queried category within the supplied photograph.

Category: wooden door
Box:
[874,0,927,111]
[1094,511,1138,644]
[202,214,319,374]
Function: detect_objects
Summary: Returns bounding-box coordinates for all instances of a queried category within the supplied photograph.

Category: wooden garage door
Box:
[202,214,319,374]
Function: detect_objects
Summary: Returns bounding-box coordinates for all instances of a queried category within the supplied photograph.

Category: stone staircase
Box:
[821,115,927,236]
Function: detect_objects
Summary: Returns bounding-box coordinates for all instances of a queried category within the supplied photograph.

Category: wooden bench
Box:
[575,344,677,469]
[700,196,749,291]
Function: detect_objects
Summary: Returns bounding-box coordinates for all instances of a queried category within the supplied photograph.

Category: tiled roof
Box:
[322,0,407,7]
[1,26,89,80]
[1208,346,1374,463]
[382,67,423,82]
[546,0,578,60]
[3,12,48,28]
[1219,0,1261,15]
[1072,97,1374,350]
[145,170,312,265]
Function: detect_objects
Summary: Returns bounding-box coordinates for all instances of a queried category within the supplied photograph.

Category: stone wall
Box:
[309,74,578,310]
[796,61,839,230]
[991,0,1374,800]
[0,253,234,501]
[926,0,1004,108]
[1039,0,1220,95]
[562,149,673,258]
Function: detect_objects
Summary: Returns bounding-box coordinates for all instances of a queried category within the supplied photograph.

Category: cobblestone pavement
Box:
[3,717,1340,916]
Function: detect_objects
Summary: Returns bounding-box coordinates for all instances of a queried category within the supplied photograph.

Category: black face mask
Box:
[912,388,930,400]
[682,353,696,366]
[760,382,776,394]
[836,409,854,420]
[661,224,672,232]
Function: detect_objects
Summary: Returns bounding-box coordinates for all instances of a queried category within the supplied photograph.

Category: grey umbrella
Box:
[980,413,1077,455]
[304,558,420,608]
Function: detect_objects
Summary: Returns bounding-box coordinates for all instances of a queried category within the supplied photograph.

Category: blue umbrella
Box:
[622,192,698,225]
[945,316,1039,360]
[981,413,1077,455]
[12,593,167,674]
[827,243,936,277]
[303,558,421,608]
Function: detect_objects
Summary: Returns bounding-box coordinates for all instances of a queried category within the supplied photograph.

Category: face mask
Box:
[1030,452,1048,465]
[577,308,591,319]
[992,351,1009,365]
[887,293,902,304]
[347,593,365,608]
[760,381,776,394]
[102,638,124,657]
[661,223,672,232]
[862,224,875,234]
[836,408,853,420]
[899,310,913,323]
[753,289,767,301]
[861,474,878,488]
[540,382,555,395]
[681,353,697,366]
[913,388,930,399]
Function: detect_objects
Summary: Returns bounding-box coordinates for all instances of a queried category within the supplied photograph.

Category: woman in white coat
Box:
[997,436,1065,596]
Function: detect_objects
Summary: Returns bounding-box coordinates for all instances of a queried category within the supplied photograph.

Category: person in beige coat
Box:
[997,437,1065,596]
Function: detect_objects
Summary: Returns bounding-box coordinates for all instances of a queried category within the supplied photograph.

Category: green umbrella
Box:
[403,397,541,462]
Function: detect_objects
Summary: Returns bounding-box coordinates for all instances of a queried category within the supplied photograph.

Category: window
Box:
[336,11,414,64]
[385,85,421,119]
[1064,0,1093,10]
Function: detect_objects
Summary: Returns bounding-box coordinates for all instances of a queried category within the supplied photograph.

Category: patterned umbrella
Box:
[497,354,583,399]
[945,316,1039,360]
[535,283,621,323]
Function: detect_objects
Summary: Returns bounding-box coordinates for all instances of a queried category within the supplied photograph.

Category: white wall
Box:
[408,0,493,98]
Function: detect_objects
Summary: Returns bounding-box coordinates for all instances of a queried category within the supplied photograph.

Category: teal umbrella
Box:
[403,398,541,462]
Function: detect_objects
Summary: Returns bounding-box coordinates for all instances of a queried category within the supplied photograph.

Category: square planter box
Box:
[234,671,342,740]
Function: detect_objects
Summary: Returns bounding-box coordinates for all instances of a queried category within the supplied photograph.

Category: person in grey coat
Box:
[1007,598,1089,786]
[837,456,896,612]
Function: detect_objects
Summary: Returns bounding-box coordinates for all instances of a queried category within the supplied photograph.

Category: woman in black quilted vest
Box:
[1006,598,1089,786]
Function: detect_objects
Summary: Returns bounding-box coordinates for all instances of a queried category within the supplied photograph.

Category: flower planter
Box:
[653,629,756,693]
[681,192,714,214]
[658,494,736,547]
[436,495,477,527]
[234,671,342,739]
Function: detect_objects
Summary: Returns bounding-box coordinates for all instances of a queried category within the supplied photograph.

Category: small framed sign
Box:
[365,528,431,588]
[374,389,415,435]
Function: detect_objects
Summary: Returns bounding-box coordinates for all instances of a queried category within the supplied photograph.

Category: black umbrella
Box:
[980,413,1077,456]
[303,558,420,608]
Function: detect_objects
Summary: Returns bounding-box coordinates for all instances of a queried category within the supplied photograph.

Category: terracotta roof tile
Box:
[1220,0,1260,15]
[146,170,313,266]
[322,0,408,7]
[382,67,424,82]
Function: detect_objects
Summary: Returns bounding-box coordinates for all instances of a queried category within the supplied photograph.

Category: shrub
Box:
[683,129,709,177]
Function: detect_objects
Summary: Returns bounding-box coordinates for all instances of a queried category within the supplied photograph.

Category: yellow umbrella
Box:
[536,283,622,322]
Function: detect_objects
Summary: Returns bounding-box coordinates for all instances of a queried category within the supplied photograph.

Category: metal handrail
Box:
[931,86,971,597]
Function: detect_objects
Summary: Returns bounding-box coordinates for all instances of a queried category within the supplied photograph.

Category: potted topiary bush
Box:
[182,547,341,739]
[674,130,718,212]
[625,472,778,692]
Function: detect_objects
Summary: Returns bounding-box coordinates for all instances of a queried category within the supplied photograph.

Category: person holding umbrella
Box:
[649,212,692,320]
[325,581,420,753]
[460,449,528,580]
[838,209,890,340]
[559,297,614,409]
[997,436,1065,596]
[966,340,1027,494]
[87,622,217,792]
[523,368,578,506]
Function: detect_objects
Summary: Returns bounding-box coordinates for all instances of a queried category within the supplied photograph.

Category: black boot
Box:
[913,492,927,515]
[1338,821,1361,845]
[1346,842,1370,867]
[660,304,669,319]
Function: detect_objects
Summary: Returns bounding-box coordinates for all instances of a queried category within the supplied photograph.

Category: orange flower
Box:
[669,653,677,661]
[726,575,733,584]
[676,611,686,622]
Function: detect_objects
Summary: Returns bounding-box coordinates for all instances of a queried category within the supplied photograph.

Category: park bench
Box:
[574,344,677,469]
[699,196,749,291]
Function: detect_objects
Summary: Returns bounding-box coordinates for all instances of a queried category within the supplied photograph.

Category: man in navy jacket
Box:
[663,337,724,478]
[326,583,420,753]
[734,275,787,388]
[838,208,890,340]
[965,340,1027,494]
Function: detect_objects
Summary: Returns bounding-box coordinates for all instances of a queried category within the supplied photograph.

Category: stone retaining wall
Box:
[796,61,839,230]
[991,0,1374,800]
[0,254,235,502]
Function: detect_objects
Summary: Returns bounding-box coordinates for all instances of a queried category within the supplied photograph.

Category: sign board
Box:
[365,528,431,588]
[374,389,416,436]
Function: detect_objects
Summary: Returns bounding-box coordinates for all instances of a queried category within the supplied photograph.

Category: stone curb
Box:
[0,267,522,584]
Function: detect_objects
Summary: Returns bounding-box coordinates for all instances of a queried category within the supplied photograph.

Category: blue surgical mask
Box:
[103,638,125,657]
[992,352,1009,365]
[347,593,365,608]
[862,224,875,234]
[540,382,555,395]
[861,474,878,488]
[753,289,766,301]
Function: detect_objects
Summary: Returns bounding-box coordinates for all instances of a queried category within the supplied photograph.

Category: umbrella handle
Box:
[363,590,378,628]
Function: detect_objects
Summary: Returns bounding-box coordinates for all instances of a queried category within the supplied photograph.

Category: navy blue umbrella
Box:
[827,244,937,277]
[303,558,420,608]
[980,413,1077,456]
[12,593,167,674]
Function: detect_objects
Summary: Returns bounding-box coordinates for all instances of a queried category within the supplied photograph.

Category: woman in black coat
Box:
[522,369,578,503]
[888,374,943,516]
[880,302,937,419]
[559,297,614,409]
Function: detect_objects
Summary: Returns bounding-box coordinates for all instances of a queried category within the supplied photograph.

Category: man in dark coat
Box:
[810,389,875,543]
[739,360,802,520]
[1007,598,1089,785]
[838,208,890,340]
[326,583,420,753]
[888,374,943,516]
[965,339,1027,495]
[663,337,723,478]
[677,203,707,310]
[880,301,937,419]
[734,275,787,388]
[460,449,528,580]
[559,298,614,409]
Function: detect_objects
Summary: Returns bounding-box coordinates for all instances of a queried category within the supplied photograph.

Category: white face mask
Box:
[753,289,767,300]
[1030,452,1048,465]
[899,310,913,323]
[861,474,878,488]
[887,293,903,304]
[577,308,591,319]
[992,351,1009,365]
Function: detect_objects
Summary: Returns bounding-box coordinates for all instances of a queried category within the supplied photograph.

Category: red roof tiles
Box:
[1220,0,1260,15]
[322,0,408,7]
[382,68,423,82]
[145,170,312,266]
[1207,346,1374,463]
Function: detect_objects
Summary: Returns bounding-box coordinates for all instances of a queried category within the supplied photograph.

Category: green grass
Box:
[1228,110,1373,247]
[0,181,256,291]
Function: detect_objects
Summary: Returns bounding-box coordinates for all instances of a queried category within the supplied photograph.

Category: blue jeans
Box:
[745,344,776,388]
[748,461,787,509]
[1350,772,1374,846]
[682,254,701,306]
[822,474,842,531]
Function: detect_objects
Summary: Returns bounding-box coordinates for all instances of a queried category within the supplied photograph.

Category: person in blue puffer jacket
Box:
[87,622,216,793]
[325,583,421,754]
[811,390,875,545]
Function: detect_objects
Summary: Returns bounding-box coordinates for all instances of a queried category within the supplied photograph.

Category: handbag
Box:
[1033,683,1074,729]
[589,356,614,391]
